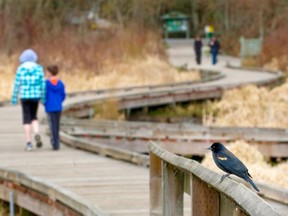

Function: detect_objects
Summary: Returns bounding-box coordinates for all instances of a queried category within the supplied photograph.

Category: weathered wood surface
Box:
[0,105,151,215]
[163,162,184,216]
[62,123,288,157]
[0,167,106,216]
[60,131,149,166]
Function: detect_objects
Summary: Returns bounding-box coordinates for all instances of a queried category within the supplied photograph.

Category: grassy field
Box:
[0,55,199,101]
[205,83,288,128]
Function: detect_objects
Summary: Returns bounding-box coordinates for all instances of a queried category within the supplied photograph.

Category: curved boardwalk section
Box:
[0,167,105,216]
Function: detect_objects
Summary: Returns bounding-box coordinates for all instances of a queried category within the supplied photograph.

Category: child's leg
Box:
[29,100,42,148]
[23,124,32,143]
[30,100,39,134]
[54,112,61,150]
[21,100,33,150]
[47,112,60,150]
[47,113,55,148]
[32,120,39,134]
[32,119,43,148]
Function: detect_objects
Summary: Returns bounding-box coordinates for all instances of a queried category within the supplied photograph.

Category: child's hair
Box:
[47,65,59,76]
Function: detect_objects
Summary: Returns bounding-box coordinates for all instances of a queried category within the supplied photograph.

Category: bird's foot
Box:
[220,174,230,183]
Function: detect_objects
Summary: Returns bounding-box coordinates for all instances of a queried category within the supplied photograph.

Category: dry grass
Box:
[0,55,200,101]
[205,84,288,128]
[0,24,200,102]
[202,140,288,189]
[260,27,288,73]
[263,55,288,73]
[32,26,167,76]
[61,56,200,92]
[241,57,261,68]
[94,98,125,120]
[0,54,18,101]
[0,203,8,216]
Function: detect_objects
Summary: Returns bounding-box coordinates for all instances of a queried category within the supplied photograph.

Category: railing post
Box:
[150,151,162,216]
[219,194,235,216]
[10,191,15,216]
[163,162,184,216]
[191,173,220,216]
[220,194,249,216]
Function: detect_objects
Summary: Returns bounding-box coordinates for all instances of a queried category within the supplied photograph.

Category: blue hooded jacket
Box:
[44,79,66,112]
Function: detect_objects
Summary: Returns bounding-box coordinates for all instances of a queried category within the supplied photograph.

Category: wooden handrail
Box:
[149,141,282,216]
[62,125,288,157]
[66,69,225,98]
[0,167,107,216]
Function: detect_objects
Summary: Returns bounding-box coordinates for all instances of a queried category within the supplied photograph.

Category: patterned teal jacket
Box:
[11,62,45,105]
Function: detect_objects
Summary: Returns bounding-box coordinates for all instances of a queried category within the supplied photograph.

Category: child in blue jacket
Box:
[44,65,66,150]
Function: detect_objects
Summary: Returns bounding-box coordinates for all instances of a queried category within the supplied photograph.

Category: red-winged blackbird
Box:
[207,142,260,192]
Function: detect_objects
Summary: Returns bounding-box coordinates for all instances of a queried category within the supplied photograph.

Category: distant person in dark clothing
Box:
[44,65,66,150]
[194,36,202,65]
[209,36,220,65]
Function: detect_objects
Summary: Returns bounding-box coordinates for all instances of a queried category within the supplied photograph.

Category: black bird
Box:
[207,142,260,192]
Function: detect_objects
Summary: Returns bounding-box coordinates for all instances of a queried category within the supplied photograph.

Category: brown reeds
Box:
[0,54,18,100]
[260,27,288,73]
[94,98,125,121]
[0,1,201,101]
[205,84,288,128]
[0,26,200,101]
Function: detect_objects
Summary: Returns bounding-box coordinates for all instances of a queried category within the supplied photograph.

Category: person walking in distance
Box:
[44,65,66,150]
[11,49,45,151]
[194,36,202,65]
[209,36,220,65]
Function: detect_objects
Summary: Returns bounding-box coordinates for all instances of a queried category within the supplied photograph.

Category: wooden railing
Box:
[0,167,107,216]
[149,141,282,216]
[61,118,288,157]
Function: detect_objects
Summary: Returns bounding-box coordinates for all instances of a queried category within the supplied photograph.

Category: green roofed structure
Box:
[161,12,190,39]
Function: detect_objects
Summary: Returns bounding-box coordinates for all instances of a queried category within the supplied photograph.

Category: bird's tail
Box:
[244,175,260,192]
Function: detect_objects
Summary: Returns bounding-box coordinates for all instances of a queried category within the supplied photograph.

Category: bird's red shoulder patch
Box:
[217,154,227,160]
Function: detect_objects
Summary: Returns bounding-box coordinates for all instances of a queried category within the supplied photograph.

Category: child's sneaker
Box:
[35,134,42,148]
[25,143,33,151]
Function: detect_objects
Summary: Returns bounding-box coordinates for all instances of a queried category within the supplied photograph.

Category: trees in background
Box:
[0,0,287,63]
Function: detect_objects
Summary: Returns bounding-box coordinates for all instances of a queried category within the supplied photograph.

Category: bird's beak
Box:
[206,147,212,151]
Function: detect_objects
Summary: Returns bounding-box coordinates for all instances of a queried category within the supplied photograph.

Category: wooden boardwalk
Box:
[0,105,151,215]
[0,40,286,215]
